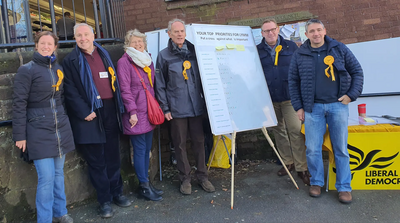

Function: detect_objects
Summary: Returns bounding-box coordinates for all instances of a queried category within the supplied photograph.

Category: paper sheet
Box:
[236,45,245,51]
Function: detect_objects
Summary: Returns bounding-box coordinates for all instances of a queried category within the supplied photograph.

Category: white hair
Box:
[168,18,186,31]
[123,29,147,51]
[74,23,94,35]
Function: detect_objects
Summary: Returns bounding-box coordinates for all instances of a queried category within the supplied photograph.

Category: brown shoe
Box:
[199,180,215,193]
[297,171,311,186]
[309,185,321,197]
[338,191,352,204]
[180,181,191,195]
[277,163,294,176]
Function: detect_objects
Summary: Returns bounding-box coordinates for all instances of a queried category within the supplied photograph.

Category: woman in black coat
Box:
[12,31,75,223]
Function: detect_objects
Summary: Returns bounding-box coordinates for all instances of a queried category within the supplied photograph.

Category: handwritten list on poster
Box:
[191,24,277,135]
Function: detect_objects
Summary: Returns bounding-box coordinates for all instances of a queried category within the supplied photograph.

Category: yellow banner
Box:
[328,132,400,190]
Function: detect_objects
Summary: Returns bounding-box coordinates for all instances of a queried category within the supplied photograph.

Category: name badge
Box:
[99,72,108,78]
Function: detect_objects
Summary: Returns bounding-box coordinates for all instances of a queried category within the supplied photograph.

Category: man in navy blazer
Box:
[62,23,131,218]
[257,19,310,186]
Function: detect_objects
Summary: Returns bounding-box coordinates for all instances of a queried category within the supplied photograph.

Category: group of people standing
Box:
[12,18,215,222]
[12,16,363,223]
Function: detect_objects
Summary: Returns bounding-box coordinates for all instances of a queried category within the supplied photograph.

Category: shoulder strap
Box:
[132,64,147,91]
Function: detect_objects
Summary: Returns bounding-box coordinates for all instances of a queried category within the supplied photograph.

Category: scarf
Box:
[76,42,125,114]
[44,54,57,63]
[172,41,190,59]
[264,37,281,59]
[126,47,152,68]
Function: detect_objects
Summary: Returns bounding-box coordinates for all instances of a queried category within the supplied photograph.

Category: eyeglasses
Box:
[262,27,278,34]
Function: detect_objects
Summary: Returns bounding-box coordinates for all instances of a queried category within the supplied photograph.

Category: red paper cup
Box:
[358,104,366,117]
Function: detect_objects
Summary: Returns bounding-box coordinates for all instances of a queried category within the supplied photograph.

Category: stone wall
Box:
[123,0,400,44]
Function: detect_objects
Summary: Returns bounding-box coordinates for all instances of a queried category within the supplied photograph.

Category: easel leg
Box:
[221,136,233,164]
[231,131,236,209]
[207,135,221,171]
[261,127,299,189]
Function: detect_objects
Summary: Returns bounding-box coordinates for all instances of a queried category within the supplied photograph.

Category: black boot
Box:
[99,202,113,218]
[149,182,164,195]
[138,182,163,201]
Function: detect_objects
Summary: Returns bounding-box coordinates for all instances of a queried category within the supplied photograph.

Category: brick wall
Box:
[123,0,400,44]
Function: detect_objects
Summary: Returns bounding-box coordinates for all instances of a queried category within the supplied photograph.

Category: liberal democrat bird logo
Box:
[333,144,399,179]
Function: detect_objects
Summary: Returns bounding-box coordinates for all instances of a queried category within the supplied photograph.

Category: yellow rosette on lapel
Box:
[108,67,116,92]
[143,66,153,87]
[324,55,335,81]
[52,69,64,91]
[274,45,282,66]
[182,60,191,80]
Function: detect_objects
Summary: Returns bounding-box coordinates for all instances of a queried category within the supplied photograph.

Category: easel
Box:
[207,127,299,209]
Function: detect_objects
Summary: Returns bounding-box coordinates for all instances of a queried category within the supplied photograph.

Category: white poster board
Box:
[190,24,277,135]
[346,37,400,95]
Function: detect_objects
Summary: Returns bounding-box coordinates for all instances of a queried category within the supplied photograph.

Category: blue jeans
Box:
[34,155,67,223]
[304,102,352,192]
[130,130,154,183]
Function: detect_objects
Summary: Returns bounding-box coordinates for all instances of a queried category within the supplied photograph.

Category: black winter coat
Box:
[257,35,298,102]
[12,52,75,160]
[155,39,205,118]
[62,47,123,144]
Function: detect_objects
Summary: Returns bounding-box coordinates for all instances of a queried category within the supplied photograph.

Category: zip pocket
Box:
[28,115,45,122]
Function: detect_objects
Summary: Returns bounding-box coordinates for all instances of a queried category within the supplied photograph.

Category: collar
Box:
[264,36,281,51]
[298,35,338,55]
[32,52,57,67]
[171,41,188,52]
[81,46,96,55]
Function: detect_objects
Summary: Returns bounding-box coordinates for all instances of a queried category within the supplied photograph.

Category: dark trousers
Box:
[170,116,208,182]
[80,99,123,204]
[130,130,154,183]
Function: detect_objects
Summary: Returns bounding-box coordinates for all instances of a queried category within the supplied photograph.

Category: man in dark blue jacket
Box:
[288,19,363,204]
[62,23,131,218]
[257,19,309,185]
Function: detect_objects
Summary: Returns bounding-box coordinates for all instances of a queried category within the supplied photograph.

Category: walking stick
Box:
[158,125,162,181]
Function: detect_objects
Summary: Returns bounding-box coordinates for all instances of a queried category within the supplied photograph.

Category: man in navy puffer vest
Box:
[257,19,310,186]
[288,19,363,204]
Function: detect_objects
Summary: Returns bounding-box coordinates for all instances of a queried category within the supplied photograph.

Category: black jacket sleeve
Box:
[62,56,93,120]
[12,65,32,141]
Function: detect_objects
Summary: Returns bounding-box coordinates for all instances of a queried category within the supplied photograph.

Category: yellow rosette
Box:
[52,69,64,91]
[324,55,335,81]
[182,60,191,80]
[108,67,116,92]
[143,66,153,87]
[274,45,282,66]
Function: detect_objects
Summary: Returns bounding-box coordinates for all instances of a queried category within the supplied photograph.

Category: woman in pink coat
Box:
[117,29,162,201]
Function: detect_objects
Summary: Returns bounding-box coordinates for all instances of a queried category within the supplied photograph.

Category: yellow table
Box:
[301,124,400,190]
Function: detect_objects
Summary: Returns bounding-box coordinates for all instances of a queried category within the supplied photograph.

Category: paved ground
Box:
[49,161,400,222]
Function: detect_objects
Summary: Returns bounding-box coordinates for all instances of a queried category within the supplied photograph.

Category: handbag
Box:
[132,64,164,125]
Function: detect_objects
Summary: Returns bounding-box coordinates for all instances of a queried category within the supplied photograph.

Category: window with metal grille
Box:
[0,0,126,50]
